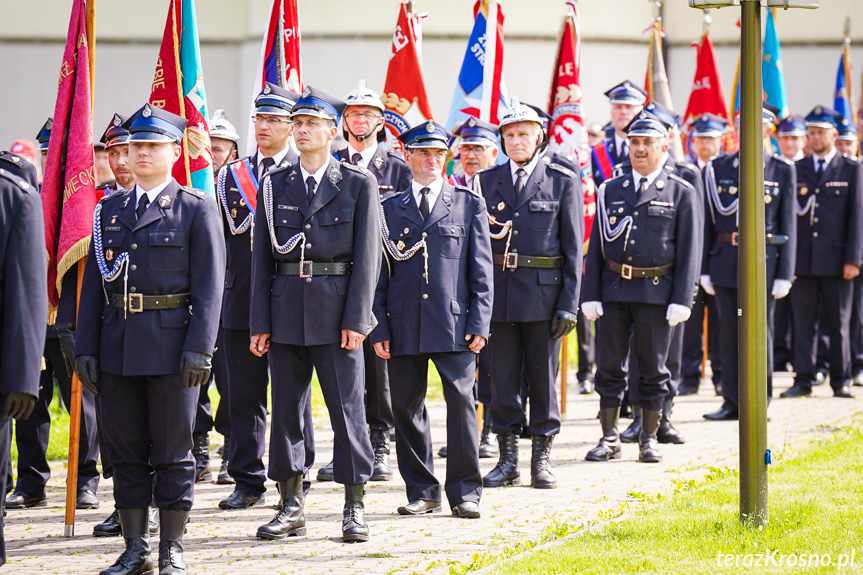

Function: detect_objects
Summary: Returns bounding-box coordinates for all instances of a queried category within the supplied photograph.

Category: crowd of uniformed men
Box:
[0,72,861,574]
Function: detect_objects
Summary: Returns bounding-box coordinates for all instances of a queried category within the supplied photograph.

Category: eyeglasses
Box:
[588,132,602,138]
[345,112,382,122]
[252,115,292,126]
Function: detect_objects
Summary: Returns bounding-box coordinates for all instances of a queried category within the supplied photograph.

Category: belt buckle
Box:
[621,264,633,280]
[128,293,144,313]
[504,253,519,269]
[299,260,313,278]
[731,232,739,246]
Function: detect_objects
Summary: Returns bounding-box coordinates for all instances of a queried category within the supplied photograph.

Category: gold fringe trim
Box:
[47,306,57,327]
[55,237,91,299]
[41,356,46,372]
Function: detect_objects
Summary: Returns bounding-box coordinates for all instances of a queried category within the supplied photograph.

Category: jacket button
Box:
[108,239,113,245]
[306,243,312,249]
[513,230,519,236]
[633,211,639,216]
[631,225,637,230]
[131,243,137,250]
[334,217,339,222]
[130,265,137,271]
[422,232,428,238]
[422,294,428,300]
[627,256,633,262]
[306,278,312,283]
[130,286,137,292]
[305,224,311,230]
[813,217,819,223]
[514,212,520,217]
[164,237,170,243]
[630,240,635,245]
[813,232,819,238]
[282,219,287,224]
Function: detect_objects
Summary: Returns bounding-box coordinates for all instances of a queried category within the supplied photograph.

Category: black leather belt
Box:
[107,292,191,313]
[492,253,564,269]
[607,260,673,280]
[717,232,789,246]
[276,262,353,277]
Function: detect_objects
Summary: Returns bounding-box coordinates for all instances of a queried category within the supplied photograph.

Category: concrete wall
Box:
[2,0,862,149]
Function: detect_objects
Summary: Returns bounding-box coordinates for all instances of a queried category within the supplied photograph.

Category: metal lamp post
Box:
[687,0,819,527]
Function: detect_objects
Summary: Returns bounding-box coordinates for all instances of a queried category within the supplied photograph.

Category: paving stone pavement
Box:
[5,370,861,574]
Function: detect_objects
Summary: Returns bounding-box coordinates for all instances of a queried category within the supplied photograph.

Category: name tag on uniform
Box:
[278,204,299,211]
[105,226,121,232]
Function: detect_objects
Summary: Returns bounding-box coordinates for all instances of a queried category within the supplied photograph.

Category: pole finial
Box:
[844,16,852,44]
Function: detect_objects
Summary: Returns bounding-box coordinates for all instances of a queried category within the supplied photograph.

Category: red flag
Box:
[684,33,737,152]
[547,1,595,248]
[42,0,98,315]
[382,2,434,150]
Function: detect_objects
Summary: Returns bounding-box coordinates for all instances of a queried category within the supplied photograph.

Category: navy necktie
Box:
[306,176,317,204]
[136,194,149,220]
[351,153,363,166]
[419,187,430,220]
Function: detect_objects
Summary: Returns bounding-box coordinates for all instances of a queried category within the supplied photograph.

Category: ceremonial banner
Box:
[42,0,98,313]
[245,0,303,156]
[382,1,434,150]
[834,45,857,125]
[548,0,595,245]
[762,11,789,119]
[644,16,684,160]
[684,32,737,155]
[150,0,214,195]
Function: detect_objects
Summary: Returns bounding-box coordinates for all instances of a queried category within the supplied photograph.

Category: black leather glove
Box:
[1,392,36,420]
[53,322,76,378]
[74,355,100,396]
[180,351,212,388]
[550,309,578,339]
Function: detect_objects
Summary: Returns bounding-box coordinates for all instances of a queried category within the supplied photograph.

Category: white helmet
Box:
[344,79,385,112]
[499,97,547,160]
[210,109,239,144]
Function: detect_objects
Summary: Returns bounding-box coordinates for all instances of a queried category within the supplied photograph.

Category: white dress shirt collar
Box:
[256,148,290,179]
[813,147,837,171]
[300,160,330,192]
[135,179,172,207]
[632,164,664,192]
[411,177,444,213]
[346,143,378,169]
[509,154,540,184]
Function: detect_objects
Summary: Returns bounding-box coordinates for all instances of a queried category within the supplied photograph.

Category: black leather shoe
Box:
[5,491,47,509]
[257,476,305,540]
[703,404,739,421]
[451,502,480,519]
[677,381,699,396]
[369,429,393,482]
[158,510,188,575]
[657,399,685,444]
[192,433,211,483]
[619,406,642,443]
[437,446,448,458]
[216,458,234,485]
[94,509,122,537]
[530,436,556,489]
[342,484,369,543]
[779,385,812,399]
[316,460,334,482]
[397,500,441,515]
[219,489,264,510]
[77,489,99,509]
[99,508,156,575]
[482,433,521,487]
[834,385,855,398]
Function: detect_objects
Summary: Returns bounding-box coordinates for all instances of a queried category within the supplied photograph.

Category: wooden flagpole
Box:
[64,0,96,538]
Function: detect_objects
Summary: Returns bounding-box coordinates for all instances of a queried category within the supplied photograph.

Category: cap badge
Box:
[373,157,384,170]
[302,87,311,98]
[426,121,435,134]
[815,106,822,115]
[142,105,152,118]
[467,117,476,127]
[263,84,271,95]
[113,115,122,127]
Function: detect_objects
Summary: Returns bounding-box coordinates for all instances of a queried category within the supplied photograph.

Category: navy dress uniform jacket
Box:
[794,153,863,276]
[250,157,382,344]
[371,182,494,355]
[217,154,293,330]
[706,152,797,288]
[583,170,701,308]
[75,181,226,375]
[475,156,584,322]
[336,145,412,197]
[0,168,46,396]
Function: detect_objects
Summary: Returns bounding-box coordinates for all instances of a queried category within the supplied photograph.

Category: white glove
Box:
[771,279,792,300]
[666,304,692,327]
[581,301,604,322]
[699,275,715,296]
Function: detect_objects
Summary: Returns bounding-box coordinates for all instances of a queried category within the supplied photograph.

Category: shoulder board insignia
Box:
[664,164,674,173]
[341,163,368,175]
[268,164,291,177]
[547,162,575,177]
[0,168,30,192]
[454,184,479,197]
[387,149,404,160]
[668,173,694,190]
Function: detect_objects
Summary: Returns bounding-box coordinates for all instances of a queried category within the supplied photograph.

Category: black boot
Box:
[478,409,498,459]
[192,433,211,483]
[530,436,556,489]
[342,484,369,543]
[639,409,663,463]
[94,508,122,537]
[157,510,188,575]
[99,508,156,575]
[217,435,234,484]
[619,405,641,443]
[586,407,622,461]
[316,460,334,482]
[657,398,686,444]
[482,432,520,487]
[256,475,305,539]
[369,429,393,481]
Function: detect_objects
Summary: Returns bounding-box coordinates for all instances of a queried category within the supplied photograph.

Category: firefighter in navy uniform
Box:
[477,99,583,490]
[250,86,380,543]
[701,104,797,421]
[591,81,647,186]
[780,106,863,400]
[607,103,703,445]
[0,160,45,566]
[315,80,411,484]
[75,104,225,575]
[371,121,493,518]
[6,119,102,513]
[582,116,701,464]
[216,84,316,512]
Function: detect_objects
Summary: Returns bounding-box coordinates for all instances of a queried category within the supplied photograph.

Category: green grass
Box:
[460,425,863,575]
